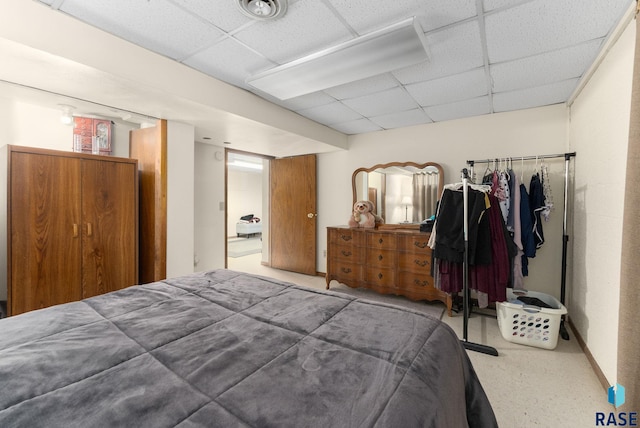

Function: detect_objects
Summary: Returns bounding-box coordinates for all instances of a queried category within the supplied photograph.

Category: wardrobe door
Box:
[81,158,138,298]
[9,152,82,315]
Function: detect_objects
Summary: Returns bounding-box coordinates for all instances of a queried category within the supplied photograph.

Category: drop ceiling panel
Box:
[406,68,488,107]
[172,0,252,32]
[184,38,269,89]
[394,20,484,84]
[485,0,631,63]
[426,96,491,122]
[370,108,432,130]
[341,87,419,117]
[297,101,363,124]
[331,118,382,135]
[233,1,352,65]
[58,0,224,61]
[329,0,477,34]
[493,79,579,112]
[491,39,602,93]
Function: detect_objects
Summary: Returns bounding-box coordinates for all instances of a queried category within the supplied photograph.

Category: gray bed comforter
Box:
[0,269,497,427]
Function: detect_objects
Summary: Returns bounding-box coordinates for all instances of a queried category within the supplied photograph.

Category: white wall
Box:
[194,143,226,271]
[166,121,195,278]
[317,104,569,299]
[568,18,634,385]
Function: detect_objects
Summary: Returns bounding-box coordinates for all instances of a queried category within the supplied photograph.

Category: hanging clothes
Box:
[498,170,511,225]
[433,187,490,265]
[506,168,517,232]
[540,163,554,222]
[510,172,525,290]
[520,182,536,277]
[433,188,513,307]
[529,172,546,249]
[469,194,516,306]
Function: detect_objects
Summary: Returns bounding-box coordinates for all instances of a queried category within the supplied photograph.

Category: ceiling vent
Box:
[236,0,287,21]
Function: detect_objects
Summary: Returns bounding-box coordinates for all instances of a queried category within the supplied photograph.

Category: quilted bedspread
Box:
[0,269,497,427]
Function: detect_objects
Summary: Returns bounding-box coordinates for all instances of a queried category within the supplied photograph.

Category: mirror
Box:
[352,162,444,226]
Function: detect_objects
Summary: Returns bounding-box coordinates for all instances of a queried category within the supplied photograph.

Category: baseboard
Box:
[567,317,609,392]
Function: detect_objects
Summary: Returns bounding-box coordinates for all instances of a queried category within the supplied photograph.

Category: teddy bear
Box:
[348,200,384,228]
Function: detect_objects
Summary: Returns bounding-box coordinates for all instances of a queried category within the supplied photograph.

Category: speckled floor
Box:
[228,253,611,427]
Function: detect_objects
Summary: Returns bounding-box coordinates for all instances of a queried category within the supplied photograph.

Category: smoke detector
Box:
[236,0,287,20]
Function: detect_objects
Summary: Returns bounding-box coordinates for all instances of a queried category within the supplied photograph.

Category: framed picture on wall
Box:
[73,117,112,155]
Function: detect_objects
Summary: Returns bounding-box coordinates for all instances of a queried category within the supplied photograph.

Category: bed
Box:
[236,221,262,237]
[0,269,497,427]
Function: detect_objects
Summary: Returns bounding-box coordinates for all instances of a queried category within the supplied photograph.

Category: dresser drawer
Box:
[366,232,397,250]
[399,234,431,253]
[366,248,395,267]
[329,260,363,284]
[398,252,432,274]
[328,228,364,246]
[365,267,396,287]
[398,271,434,289]
[331,244,364,263]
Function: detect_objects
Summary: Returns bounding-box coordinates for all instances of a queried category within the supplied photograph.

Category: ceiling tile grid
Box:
[36,0,634,136]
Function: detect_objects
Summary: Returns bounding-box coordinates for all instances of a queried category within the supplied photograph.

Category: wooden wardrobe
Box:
[1,145,138,316]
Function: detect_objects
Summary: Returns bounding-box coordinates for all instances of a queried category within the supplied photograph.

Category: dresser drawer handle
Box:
[341,267,352,274]
[378,254,383,261]
[378,273,383,279]
[414,259,429,267]
[414,241,428,249]
[378,238,384,244]
[341,250,352,257]
[340,235,352,242]
[414,279,429,287]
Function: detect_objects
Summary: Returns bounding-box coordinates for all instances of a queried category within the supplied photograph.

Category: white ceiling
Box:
[30,0,632,137]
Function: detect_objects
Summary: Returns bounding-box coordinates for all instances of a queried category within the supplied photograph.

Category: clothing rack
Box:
[460,168,499,356]
[466,152,576,341]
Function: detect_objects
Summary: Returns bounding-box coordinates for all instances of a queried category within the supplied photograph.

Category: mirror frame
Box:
[352,161,444,229]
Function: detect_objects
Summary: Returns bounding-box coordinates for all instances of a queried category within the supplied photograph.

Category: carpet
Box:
[228,236,263,258]
[327,282,445,319]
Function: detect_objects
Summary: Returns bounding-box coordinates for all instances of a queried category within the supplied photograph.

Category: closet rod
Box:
[466,152,576,166]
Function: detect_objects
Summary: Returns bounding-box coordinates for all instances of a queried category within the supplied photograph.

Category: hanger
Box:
[444,182,492,193]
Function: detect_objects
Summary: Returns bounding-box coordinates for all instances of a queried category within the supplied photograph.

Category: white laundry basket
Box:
[496,289,567,350]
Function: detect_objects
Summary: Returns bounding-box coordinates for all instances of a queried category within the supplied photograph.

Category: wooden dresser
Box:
[326,226,452,316]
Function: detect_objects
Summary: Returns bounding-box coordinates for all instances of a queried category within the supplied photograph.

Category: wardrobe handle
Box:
[73,224,78,238]
[86,223,93,237]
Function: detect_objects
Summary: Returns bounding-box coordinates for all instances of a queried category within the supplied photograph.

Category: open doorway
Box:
[226,150,270,270]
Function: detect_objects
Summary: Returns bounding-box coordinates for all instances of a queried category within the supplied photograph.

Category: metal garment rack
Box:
[460,168,499,356]
[466,152,576,341]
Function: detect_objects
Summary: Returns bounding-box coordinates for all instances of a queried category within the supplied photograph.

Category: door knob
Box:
[307,213,317,218]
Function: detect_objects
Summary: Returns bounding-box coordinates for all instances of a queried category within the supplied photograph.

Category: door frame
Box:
[224,148,273,268]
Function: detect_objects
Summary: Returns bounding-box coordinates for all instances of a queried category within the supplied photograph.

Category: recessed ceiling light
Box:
[236,0,287,20]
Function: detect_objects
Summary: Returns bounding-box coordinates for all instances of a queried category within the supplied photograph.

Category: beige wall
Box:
[194,143,227,272]
[166,121,196,278]
[568,18,635,385]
